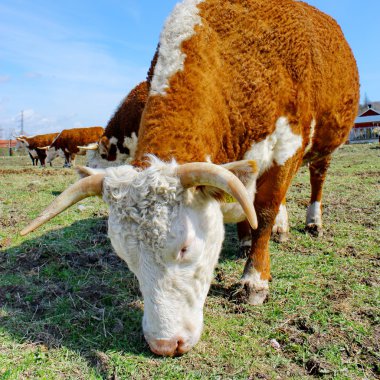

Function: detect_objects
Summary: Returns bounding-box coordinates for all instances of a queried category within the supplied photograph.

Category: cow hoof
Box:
[305,224,323,237]
[246,287,269,305]
[271,230,289,243]
[229,283,269,306]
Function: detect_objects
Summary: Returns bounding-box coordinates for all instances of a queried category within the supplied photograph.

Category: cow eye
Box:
[179,246,188,259]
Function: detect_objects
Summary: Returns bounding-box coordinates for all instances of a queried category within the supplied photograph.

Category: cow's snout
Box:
[147,337,190,357]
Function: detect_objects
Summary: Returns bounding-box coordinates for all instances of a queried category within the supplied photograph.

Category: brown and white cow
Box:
[44,126,104,167]
[81,81,149,168]
[21,0,359,356]
[16,133,59,167]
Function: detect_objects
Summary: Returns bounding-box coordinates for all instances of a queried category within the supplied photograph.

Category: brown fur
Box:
[51,127,104,156]
[133,0,359,295]
[99,81,149,161]
[136,0,358,164]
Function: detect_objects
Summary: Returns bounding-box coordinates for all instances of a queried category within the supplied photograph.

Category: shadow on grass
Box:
[0,218,247,371]
[0,217,154,371]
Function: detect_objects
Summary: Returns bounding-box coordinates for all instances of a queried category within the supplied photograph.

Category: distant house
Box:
[350,105,380,143]
[0,139,17,148]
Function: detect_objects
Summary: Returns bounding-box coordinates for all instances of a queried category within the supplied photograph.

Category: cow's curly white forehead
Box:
[102,158,185,252]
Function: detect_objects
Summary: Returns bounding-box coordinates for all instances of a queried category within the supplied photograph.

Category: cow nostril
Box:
[174,339,188,356]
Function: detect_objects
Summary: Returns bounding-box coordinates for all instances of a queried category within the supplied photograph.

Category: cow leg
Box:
[28,153,35,166]
[239,196,289,252]
[63,152,71,168]
[305,155,331,237]
[237,220,252,257]
[240,159,300,305]
[271,197,289,242]
[70,154,76,167]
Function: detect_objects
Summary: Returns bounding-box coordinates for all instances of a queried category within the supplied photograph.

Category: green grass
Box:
[0,145,379,379]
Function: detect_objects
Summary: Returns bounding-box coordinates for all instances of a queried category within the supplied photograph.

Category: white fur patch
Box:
[240,238,251,248]
[18,139,29,148]
[272,204,289,233]
[29,149,38,159]
[221,203,247,224]
[86,151,131,168]
[241,269,269,291]
[305,119,316,154]
[123,132,138,160]
[46,147,65,163]
[102,158,225,352]
[306,201,322,226]
[86,134,138,168]
[244,117,303,175]
[150,0,204,95]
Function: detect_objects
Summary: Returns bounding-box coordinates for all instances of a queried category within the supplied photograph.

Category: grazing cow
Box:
[44,127,104,167]
[81,81,149,168]
[21,0,359,356]
[15,134,59,167]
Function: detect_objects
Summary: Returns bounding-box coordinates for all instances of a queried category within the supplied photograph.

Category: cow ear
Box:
[221,160,259,187]
[196,160,259,203]
[76,166,106,179]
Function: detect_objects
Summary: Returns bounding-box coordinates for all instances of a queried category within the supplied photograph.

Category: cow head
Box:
[80,134,139,168]
[45,146,64,163]
[21,158,258,356]
[78,137,117,168]
[15,137,29,149]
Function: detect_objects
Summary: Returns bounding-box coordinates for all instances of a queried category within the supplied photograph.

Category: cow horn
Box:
[176,162,258,230]
[78,143,99,151]
[20,174,104,236]
[37,146,49,150]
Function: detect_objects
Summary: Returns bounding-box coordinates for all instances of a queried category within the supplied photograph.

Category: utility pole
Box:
[20,110,24,135]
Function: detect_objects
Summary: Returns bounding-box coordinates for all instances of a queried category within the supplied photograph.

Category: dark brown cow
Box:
[82,81,149,168]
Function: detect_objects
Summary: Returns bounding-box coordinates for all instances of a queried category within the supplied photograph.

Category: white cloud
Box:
[0,2,149,136]
[25,72,43,79]
[0,75,10,83]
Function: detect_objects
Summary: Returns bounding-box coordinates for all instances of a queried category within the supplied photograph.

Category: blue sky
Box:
[0,0,379,137]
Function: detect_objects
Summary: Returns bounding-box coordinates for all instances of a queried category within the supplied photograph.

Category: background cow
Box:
[82,81,148,168]
[22,0,359,356]
[44,126,104,167]
[15,133,59,167]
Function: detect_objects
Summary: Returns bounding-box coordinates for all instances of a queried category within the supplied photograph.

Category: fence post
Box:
[9,139,13,156]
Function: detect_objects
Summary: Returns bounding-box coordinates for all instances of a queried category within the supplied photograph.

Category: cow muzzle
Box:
[146,337,192,357]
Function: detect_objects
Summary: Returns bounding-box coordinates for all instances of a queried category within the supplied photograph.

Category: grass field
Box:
[0,145,379,379]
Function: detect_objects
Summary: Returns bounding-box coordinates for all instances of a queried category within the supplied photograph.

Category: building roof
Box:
[355,115,380,124]
[360,109,380,117]
[355,105,380,124]
[358,103,380,115]
[0,140,17,148]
